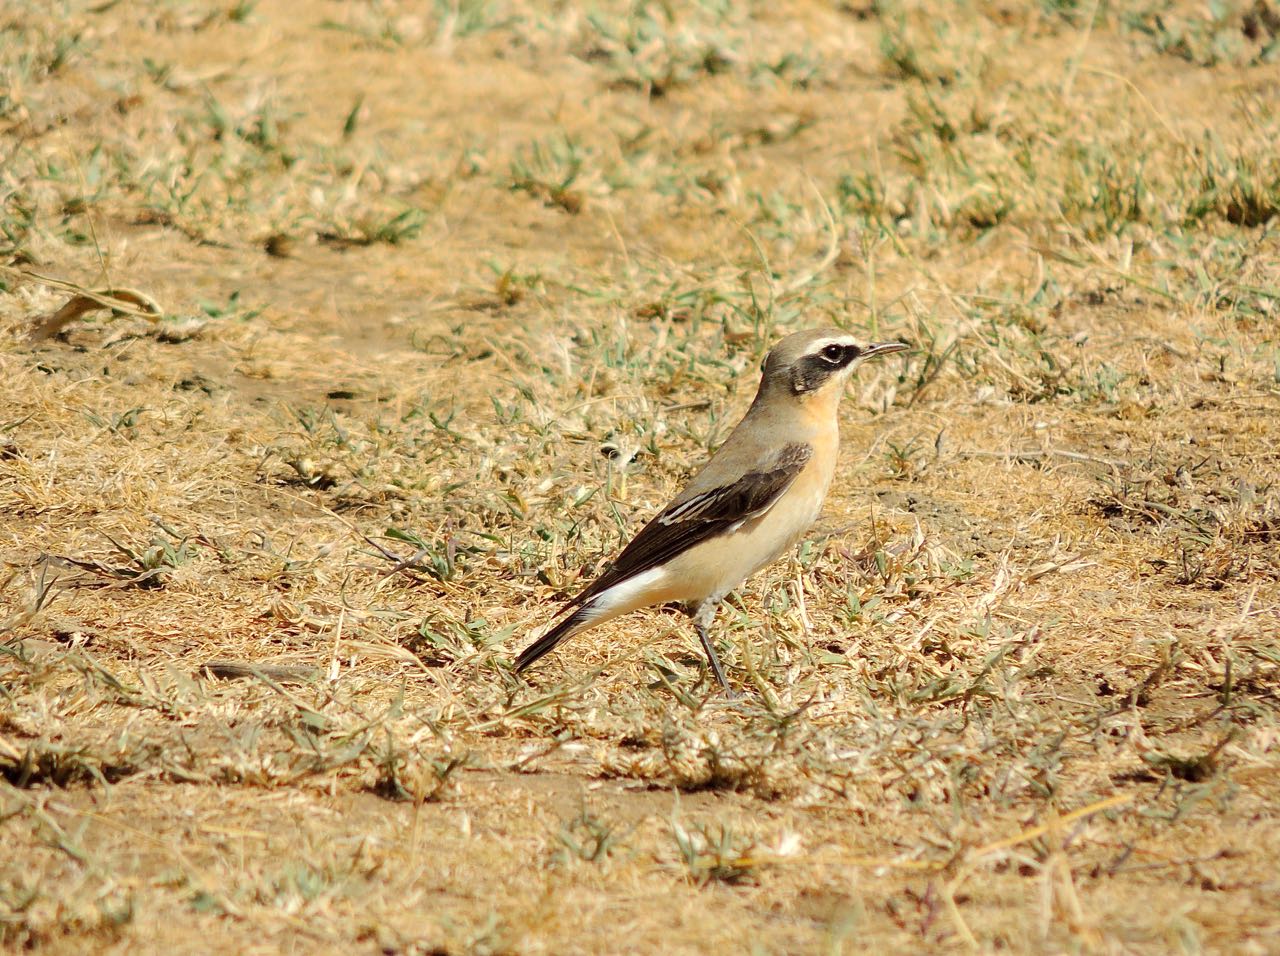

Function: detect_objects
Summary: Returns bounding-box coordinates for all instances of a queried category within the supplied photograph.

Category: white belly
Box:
[661,483,827,604]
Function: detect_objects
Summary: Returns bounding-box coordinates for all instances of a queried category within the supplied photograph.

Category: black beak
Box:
[862,341,910,360]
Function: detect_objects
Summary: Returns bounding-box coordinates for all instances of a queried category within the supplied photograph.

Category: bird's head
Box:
[760,328,908,399]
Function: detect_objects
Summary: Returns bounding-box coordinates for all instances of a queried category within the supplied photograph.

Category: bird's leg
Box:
[791,562,811,636]
[692,600,736,698]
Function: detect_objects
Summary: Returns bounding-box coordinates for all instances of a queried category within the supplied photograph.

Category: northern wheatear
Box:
[515,328,908,693]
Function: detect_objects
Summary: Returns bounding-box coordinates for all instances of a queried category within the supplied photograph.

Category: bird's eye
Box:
[820,344,845,364]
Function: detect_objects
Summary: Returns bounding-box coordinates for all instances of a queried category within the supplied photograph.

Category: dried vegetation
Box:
[1,0,1278,952]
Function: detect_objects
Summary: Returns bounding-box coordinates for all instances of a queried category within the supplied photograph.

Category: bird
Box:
[515,328,908,694]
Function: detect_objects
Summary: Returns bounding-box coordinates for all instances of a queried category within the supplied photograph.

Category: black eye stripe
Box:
[792,344,859,393]
[816,343,861,365]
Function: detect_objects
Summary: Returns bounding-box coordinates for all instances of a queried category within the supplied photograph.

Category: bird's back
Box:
[671,383,838,504]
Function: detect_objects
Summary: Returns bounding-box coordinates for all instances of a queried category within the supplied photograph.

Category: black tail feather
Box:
[514,605,591,673]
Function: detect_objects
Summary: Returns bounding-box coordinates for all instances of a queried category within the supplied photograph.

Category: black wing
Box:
[568,442,813,609]
[514,442,812,672]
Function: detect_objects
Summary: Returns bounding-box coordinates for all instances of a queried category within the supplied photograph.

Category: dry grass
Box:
[2,0,1279,952]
